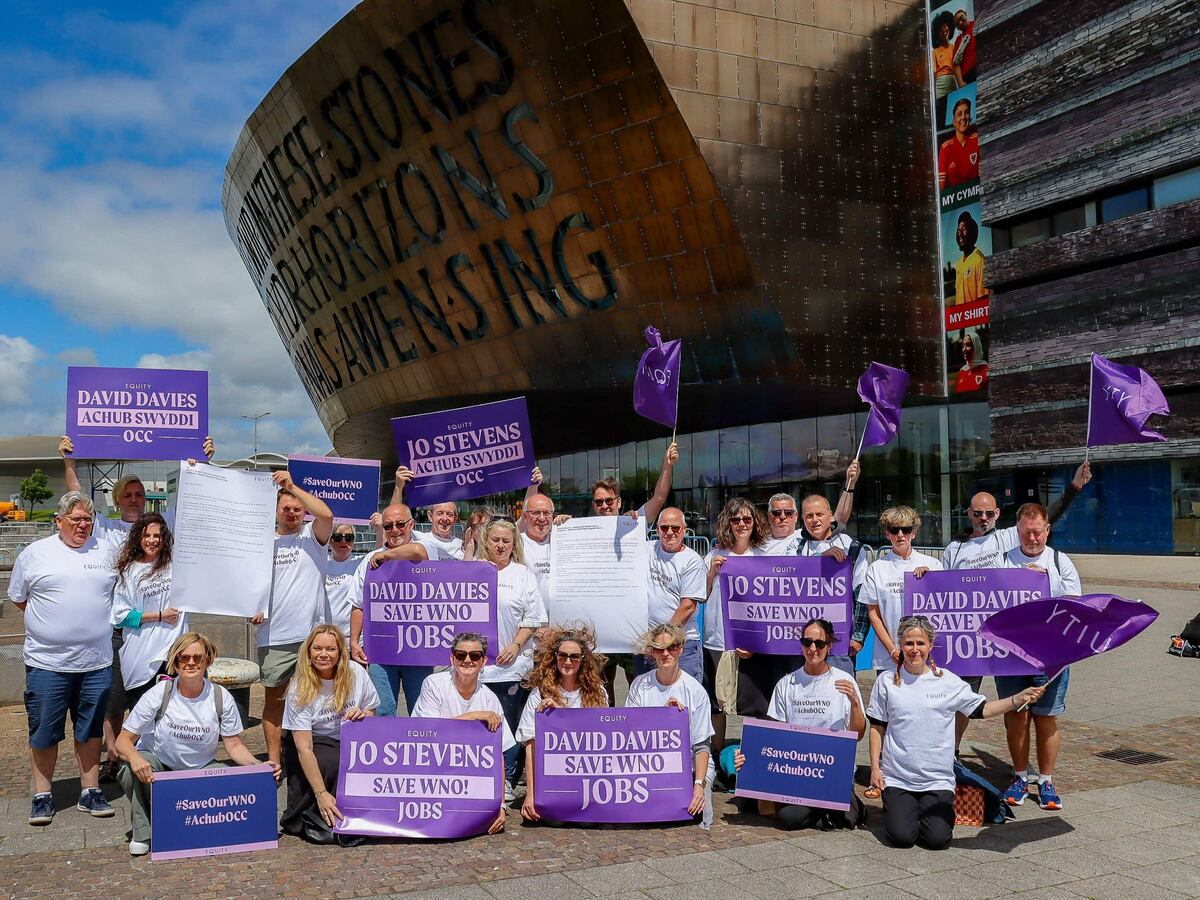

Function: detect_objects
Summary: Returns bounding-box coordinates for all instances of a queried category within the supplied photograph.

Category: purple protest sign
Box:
[857,362,909,450]
[67,366,208,461]
[335,717,502,839]
[1087,353,1170,446]
[363,560,498,667]
[392,398,533,507]
[633,326,681,428]
[721,556,853,656]
[903,568,1051,676]
[533,706,692,823]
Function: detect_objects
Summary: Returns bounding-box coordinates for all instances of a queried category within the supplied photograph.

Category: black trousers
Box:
[883,787,955,850]
[280,732,341,835]
[736,653,804,718]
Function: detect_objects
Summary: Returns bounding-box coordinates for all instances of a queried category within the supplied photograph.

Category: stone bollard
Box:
[208,657,261,726]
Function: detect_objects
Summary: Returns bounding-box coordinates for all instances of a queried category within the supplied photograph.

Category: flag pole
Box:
[855,420,867,461]
[670,368,681,447]
[1084,356,1093,464]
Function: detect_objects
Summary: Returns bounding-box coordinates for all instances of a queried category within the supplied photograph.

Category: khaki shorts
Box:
[257,642,302,687]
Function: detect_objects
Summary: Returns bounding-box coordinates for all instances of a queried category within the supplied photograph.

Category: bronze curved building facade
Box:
[223,0,941,463]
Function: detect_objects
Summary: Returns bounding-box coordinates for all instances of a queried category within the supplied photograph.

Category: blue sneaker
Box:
[1038,780,1063,811]
[76,788,114,818]
[1003,774,1029,807]
[29,793,54,826]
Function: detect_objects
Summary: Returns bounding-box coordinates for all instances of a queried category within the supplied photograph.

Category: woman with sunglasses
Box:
[411,632,513,834]
[116,632,271,856]
[517,626,608,822]
[867,616,1044,850]
[325,524,363,642]
[733,618,866,829]
[460,507,494,561]
[864,507,943,673]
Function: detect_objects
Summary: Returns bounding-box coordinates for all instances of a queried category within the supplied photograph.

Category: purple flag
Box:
[903,568,1052,676]
[335,717,502,839]
[857,362,909,450]
[721,556,853,656]
[533,706,693,823]
[979,594,1159,679]
[633,326,681,428]
[363,560,498,667]
[1088,353,1170,446]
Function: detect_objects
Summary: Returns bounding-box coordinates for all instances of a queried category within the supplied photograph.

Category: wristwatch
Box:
[693,779,705,787]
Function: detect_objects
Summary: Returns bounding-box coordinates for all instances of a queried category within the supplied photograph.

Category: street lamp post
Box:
[241,412,271,469]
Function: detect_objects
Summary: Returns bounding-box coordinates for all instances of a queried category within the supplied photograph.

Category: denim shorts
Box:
[995,669,1070,717]
[25,666,112,749]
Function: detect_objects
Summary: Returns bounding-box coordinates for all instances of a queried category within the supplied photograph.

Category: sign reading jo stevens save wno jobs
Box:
[392,397,534,506]
[335,717,503,839]
[67,366,208,461]
[149,764,278,861]
[735,720,856,811]
[903,568,1051,676]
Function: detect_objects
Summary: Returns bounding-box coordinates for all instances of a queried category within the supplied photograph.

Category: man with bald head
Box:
[350,503,430,715]
[416,501,464,560]
[520,490,557,604]
[635,507,707,682]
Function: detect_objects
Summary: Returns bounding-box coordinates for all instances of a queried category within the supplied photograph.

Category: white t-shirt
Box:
[625,670,714,750]
[520,532,552,604]
[92,515,134,550]
[283,662,380,739]
[8,535,117,672]
[763,532,801,556]
[325,554,363,639]
[481,562,547,683]
[514,685,609,744]
[647,544,707,640]
[124,679,243,771]
[113,561,188,690]
[866,668,986,792]
[701,546,764,651]
[1004,546,1081,597]
[798,531,869,590]
[259,522,329,647]
[767,666,863,732]
[944,526,1020,570]
[861,550,944,670]
[410,670,516,750]
[350,542,429,609]
[415,530,464,561]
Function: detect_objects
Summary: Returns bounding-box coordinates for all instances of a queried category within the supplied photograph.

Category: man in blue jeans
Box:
[9,492,119,825]
[349,503,431,714]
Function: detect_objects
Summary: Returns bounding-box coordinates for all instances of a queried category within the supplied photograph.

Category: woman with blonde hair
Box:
[280,624,379,843]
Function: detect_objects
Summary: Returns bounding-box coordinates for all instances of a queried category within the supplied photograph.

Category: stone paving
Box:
[0,564,1197,898]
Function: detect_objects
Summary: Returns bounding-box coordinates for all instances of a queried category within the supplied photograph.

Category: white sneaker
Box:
[504,783,515,803]
[129,840,150,856]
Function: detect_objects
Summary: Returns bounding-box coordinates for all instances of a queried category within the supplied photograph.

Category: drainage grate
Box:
[1094,747,1173,766]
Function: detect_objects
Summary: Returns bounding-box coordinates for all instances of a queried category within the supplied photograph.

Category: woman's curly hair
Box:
[523,624,608,708]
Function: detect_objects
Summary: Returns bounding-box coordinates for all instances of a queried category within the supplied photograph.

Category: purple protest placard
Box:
[721,556,853,656]
[533,706,692,823]
[633,326,681,428]
[363,560,498,667]
[903,568,1051,676]
[67,366,208,461]
[392,398,534,506]
[335,717,502,839]
[288,454,381,524]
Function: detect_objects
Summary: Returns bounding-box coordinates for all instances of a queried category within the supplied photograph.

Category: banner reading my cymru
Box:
[67,366,208,461]
[363,560,498,667]
[533,706,693,823]
[721,556,853,656]
[287,455,381,524]
[149,764,277,861]
[392,398,534,506]
[903,568,1050,676]
[735,719,856,811]
[335,717,502,839]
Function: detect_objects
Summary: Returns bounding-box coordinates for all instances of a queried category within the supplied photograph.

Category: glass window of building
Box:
[559,452,576,494]
[692,429,720,487]
[782,418,818,481]
[1011,217,1050,248]
[1100,186,1150,222]
[719,427,750,487]
[618,442,637,494]
[671,433,693,491]
[992,226,1011,252]
[1154,165,1200,209]
[1052,205,1087,236]
[748,422,783,484]
[815,414,855,483]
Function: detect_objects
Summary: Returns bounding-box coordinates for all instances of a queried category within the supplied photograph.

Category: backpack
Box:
[1180,610,1200,646]
[155,678,226,723]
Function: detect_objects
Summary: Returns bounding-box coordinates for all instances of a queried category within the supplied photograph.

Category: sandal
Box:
[863,785,882,799]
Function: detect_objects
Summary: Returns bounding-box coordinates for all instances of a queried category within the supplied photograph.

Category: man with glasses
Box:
[10,492,119,825]
[764,460,860,556]
[591,441,679,524]
[520,491,557,605]
[349,503,431,715]
[385,465,465,560]
[637,508,707,682]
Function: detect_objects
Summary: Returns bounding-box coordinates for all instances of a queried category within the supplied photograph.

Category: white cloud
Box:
[56,347,98,367]
[0,335,41,404]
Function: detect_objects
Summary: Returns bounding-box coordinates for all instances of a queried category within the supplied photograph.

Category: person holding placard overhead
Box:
[252,470,334,770]
[325,523,363,641]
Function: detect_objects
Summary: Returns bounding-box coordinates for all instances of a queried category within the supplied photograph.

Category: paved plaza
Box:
[0,558,1196,899]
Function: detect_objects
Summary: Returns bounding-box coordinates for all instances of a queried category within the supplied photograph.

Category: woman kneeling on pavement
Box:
[867,616,1045,849]
[280,624,379,844]
[733,618,866,829]
[116,633,273,856]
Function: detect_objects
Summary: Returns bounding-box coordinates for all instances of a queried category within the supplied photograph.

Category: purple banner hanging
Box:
[335,717,503,839]
[633,326,682,428]
[903,567,1051,676]
[533,706,693,823]
[721,556,853,656]
[66,366,208,461]
[363,560,498,667]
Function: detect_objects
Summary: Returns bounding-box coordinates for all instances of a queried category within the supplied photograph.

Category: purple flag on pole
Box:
[633,326,681,428]
[978,594,1159,678]
[1087,353,1170,446]
[857,362,909,449]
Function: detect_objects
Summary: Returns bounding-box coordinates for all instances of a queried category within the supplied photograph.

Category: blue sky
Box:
[0,0,357,457]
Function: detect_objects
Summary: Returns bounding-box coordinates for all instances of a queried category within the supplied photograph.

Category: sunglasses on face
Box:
[592,496,618,507]
[970,509,999,519]
[382,520,412,530]
[887,526,914,536]
[800,638,829,649]
[331,533,355,543]
[556,651,583,662]
[729,515,754,525]
[770,509,797,518]
[650,643,682,653]
[176,653,207,665]
[452,650,485,662]
[657,524,684,534]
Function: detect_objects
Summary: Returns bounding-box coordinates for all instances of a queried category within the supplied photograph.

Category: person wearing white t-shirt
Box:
[411,633,514,835]
[867,616,1044,850]
[520,493,555,604]
[626,624,715,828]
[864,507,943,672]
[383,465,467,560]
[252,469,334,770]
[637,507,707,682]
[116,632,269,856]
[996,503,1082,813]
[761,460,859,556]
[325,523,363,640]
[10,492,119,826]
[733,618,866,829]
[518,626,609,822]
[281,625,379,841]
